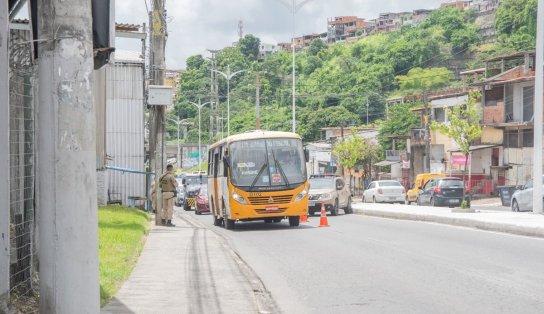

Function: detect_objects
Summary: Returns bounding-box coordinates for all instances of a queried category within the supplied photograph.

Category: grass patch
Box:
[98,206,150,306]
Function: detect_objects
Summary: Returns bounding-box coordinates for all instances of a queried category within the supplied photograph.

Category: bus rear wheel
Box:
[288,216,300,227]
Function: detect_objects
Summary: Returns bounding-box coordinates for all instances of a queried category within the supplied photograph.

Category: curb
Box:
[354,208,544,239]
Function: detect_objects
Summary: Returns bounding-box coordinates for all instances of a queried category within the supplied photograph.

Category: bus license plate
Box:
[449,199,459,204]
[265,206,279,211]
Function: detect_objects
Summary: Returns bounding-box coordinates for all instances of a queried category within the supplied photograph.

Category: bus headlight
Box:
[294,188,308,202]
[232,191,247,204]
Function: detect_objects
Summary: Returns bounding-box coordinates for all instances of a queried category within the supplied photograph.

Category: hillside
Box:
[169,1,536,143]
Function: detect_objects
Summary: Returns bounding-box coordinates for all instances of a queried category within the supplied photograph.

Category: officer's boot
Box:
[161,219,166,225]
[167,220,175,227]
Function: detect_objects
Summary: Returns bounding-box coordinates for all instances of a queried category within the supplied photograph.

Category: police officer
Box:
[160,164,178,226]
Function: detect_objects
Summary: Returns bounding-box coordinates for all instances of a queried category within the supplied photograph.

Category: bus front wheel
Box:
[288,216,300,227]
[225,218,236,230]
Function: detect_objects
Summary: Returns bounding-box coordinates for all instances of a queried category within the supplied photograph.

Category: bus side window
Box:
[208,150,213,175]
[213,148,220,178]
[218,145,224,177]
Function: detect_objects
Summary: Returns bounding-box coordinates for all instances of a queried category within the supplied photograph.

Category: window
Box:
[523,86,534,122]
[504,130,520,148]
[434,107,446,123]
[523,129,534,147]
[505,84,513,121]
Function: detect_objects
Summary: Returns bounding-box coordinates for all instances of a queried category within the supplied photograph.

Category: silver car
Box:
[511,176,544,212]
[363,180,406,204]
[308,176,353,216]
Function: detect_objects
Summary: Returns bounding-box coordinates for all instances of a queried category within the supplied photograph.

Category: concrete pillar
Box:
[37,0,100,312]
[1,1,10,310]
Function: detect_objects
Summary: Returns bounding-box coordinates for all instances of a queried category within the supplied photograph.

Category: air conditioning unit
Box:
[484,84,493,91]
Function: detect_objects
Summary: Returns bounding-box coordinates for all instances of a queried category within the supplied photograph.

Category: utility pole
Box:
[256,72,261,129]
[1,1,10,309]
[189,99,213,172]
[533,0,544,214]
[214,65,246,136]
[423,93,431,173]
[38,0,99,311]
[208,49,220,140]
[149,0,167,225]
[366,102,369,125]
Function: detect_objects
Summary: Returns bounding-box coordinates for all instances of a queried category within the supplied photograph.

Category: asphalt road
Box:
[186,210,544,314]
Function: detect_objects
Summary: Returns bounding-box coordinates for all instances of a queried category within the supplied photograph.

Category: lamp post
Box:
[366,102,369,125]
[274,0,314,133]
[168,118,192,168]
[189,99,213,172]
[213,65,246,137]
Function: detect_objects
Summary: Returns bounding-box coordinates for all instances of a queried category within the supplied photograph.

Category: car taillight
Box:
[197,197,206,204]
[434,187,441,194]
[377,188,383,194]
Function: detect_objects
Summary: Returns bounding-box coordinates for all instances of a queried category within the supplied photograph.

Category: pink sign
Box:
[450,154,471,165]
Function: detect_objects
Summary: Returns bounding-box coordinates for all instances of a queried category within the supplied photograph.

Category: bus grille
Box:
[249,195,293,205]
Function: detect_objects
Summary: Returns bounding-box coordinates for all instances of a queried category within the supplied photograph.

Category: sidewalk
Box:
[102,211,276,314]
[352,202,544,238]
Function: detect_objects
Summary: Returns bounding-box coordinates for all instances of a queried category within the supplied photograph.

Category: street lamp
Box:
[366,102,369,125]
[274,0,314,133]
[213,65,246,137]
[168,118,192,168]
[188,99,214,172]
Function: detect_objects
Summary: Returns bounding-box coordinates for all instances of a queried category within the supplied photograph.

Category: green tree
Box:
[495,0,537,50]
[238,34,261,61]
[186,54,205,70]
[396,67,453,92]
[308,39,327,56]
[431,91,482,208]
[377,102,420,151]
[333,131,380,187]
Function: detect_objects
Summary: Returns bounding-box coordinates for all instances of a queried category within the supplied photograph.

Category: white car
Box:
[511,176,544,212]
[362,180,406,204]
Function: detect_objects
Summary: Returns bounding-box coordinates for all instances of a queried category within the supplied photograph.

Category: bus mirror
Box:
[223,157,229,177]
[304,148,310,162]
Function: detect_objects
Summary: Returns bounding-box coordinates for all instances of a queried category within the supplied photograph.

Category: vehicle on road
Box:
[417,177,470,207]
[406,173,446,205]
[363,180,406,204]
[207,130,309,229]
[511,176,544,212]
[308,175,352,216]
[175,176,185,206]
[195,185,210,215]
[182,173,207,211]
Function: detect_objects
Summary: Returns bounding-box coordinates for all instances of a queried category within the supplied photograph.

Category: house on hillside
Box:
[327,16,372,43]
[474,51,539,186]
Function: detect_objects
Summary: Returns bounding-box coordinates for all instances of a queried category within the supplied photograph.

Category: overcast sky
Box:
[116,0,446,69]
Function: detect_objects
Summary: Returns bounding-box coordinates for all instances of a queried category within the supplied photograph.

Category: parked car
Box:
[182,174,208,211]
[406,173,446,205]
[417,177,470,207]
[195,185,209,215]
[308,175,352,216]
[511,176,544,212]
[363,180,406,204]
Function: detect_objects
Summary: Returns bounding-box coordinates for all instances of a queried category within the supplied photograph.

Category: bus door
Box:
[213,147,220,212]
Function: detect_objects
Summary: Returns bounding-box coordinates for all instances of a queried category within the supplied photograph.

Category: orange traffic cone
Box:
[318,203,330,227]
[301,213,309,223]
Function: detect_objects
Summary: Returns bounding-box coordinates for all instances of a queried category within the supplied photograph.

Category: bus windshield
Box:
[229,138,306,189]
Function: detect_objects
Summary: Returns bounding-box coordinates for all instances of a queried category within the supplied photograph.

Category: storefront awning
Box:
[448,144,501,153]
[374,160,400,167]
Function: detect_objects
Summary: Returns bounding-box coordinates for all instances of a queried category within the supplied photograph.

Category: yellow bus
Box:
[207,130,309,229]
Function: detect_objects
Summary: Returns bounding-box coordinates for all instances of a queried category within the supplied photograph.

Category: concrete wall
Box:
[504,147,535,185]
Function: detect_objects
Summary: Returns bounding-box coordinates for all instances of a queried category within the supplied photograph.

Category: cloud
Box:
[116,0,444,69]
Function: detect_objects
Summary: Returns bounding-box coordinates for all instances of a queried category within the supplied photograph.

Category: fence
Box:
[8,26,38,308]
